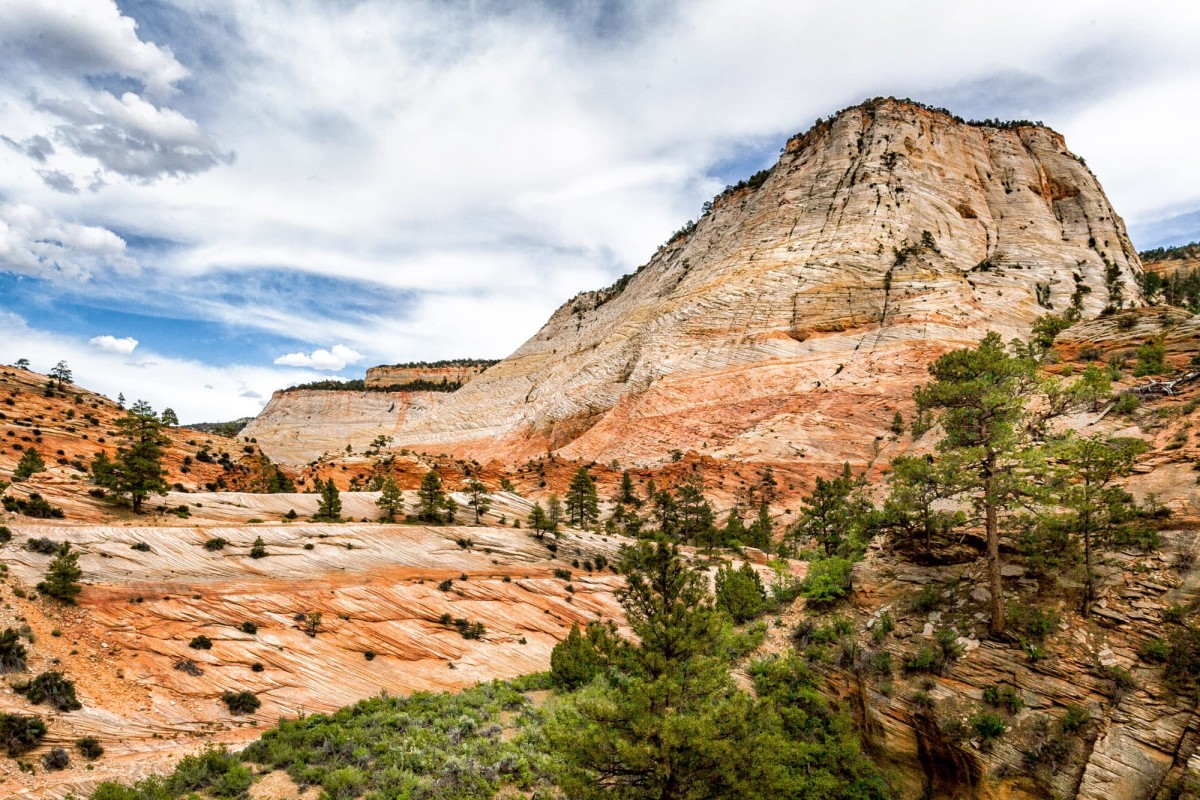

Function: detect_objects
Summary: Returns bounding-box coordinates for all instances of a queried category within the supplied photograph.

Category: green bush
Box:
[78,735,105,760]
[0,712,46,756]
[203,537,228,551]
[714,562,767,623]
[0,627,28,673]
[14,670,82,711]
[189,635,213,650]
[971,711,1007,741]
[982,684,1024,713]
[1061,704,1091,734]
[799,556,853,607]
[221,691,261,715]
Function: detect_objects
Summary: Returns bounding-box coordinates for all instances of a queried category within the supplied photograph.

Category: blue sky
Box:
[1,0,1198,421]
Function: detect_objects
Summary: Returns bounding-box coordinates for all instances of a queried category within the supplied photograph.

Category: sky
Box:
[0,0,1198,422]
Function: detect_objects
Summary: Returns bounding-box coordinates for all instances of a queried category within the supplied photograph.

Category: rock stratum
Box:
[247,98,1143,475]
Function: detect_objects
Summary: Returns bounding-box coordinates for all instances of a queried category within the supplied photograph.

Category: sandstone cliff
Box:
[364,360,495,390]
[250,98,1142,473]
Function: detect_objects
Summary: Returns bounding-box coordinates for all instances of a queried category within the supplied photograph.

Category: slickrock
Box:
[248,99,1143,475]
[0,519,627,798]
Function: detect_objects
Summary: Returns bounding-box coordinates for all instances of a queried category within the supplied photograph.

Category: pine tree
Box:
[37,543,83,604]
[1048,434,1149,615]
[103,401,169,513]
[879,455,964,557]
[792,464,872,557]
[14,358,29,370]
[49,361,71,389]
[722,507,746,546]
[714,562,767,623]
[547,493,563,530]
[418,470,446,522]
[315,478,342,522]
[249,536,268,558]
[916,331,1037,636]
[464,477,491,523]
[160,408,179,426]
[676,473,716,549]
[619,470,638,505]
[528,501,550,534]
[745,502,773,551]
[13,448,45,481]
[565,467,600,530]
[890,410,905,435]
[376,475,404,522]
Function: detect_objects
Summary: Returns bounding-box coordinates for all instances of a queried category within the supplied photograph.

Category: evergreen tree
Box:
[116,392,125,408]
[619,470,638,506]
[442,495,458,523]
[1073,363,1112,411]
[714,562,767,623]
[464,477,491,523]
[376,475,404,522]
[879,455,964,557]
[103,401,170,514]
[14,358,29,370]
[417,470,446,523]
[89,451,115,488]
[676,473,717,549]
[622,508,644,538]
[756,466,778,503]
[37,543,82,604]
[315,478,342,522]
[916,332,1037,636]
[249,536,268,558]
[890,410,905,435]
[528,501,550,534]
[549,621,623,690]
[723,507,745,546]
[1048,434,1149,615]
[792,464,872,557]
[547,493,563,530]
[13,448,45,481]
[745,502,773,551]
[50,360,72,389]
[565,466,600,530]
[651,489,679,538]
[160,408,179,427]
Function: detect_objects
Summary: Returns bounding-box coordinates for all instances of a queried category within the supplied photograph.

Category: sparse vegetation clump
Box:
[14,670,82,711]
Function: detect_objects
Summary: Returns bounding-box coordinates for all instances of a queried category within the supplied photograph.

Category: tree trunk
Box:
[1082,529,1094,617]
[986,497,1004,637]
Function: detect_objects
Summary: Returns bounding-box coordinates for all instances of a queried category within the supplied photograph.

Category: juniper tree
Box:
[50,361,72,389]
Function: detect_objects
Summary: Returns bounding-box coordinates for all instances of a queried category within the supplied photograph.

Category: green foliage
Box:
[1132,340,1167,377]
[1164,626,1200,697]
[1007,604,1058,643]
[1061,704,1091,734]
[78,735,105,760]
[37,542,83,603]
[13,447,46,480]
[0,627,28,673]
[189,635,213,650]
[3,492,65,518]
[375,475,404,521]
[971,711,1007,741]
[14,670,82,711]
[203,537,228,551]
[879,455,963,556]
[565,466,600,531]
[982,684,1024,713]
[791,464,872,557]
[714,562,767,623]
[800,556,854,607]
[221,691,261,715]
[313,478,342,522]
[0,712,46,756]
[249,536,267,559]
[549,621,624,690]
[1031,313,1074,354]
[95,401,170,514]
[418,469,448,523]
[464,476,492,523]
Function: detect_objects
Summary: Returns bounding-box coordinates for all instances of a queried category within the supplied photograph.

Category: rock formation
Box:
[248,98,1143,476]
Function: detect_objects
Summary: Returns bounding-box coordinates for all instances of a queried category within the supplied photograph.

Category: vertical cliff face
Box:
[372,99,1140,468]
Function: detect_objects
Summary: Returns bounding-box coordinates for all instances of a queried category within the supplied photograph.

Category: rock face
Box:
[250,98,1142,472]
[242,389,450,465]
[364,361,495,390]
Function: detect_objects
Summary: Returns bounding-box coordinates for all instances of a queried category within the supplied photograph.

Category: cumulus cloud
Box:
[39,91,234,181]
[88,335,139,354]
[0,203,137,281]
[1,0,188,98]
[273,344,363,371]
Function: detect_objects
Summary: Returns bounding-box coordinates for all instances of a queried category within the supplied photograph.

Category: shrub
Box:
[553,568,573,581]
[364,650,376,661]
[42,745,70,770]
[715,562,767,623]
[4,493,64,518]
[238,621,258,635]
[1008,604,1058,643]
[174,659,204,676]
[131,541,152,552]
[221,690,261,715]
[453,618,486,640]
[982,684,1024,713]
[0,525,10,544]
[971,711,1007,741]
[911,584,941,613]
[77,735,104,760]
[26,536,61,555]
[0,712,46,755]
[799,556,853,607]
[438,579,454,592]
[0,628,28,673]
[13,671,82,711]
[189,635,213,650]
[204,537,228,551]
[1139,637,1170,663]
[251,662,264,672]
[1061,704,1091,734]
[249,536,267,559]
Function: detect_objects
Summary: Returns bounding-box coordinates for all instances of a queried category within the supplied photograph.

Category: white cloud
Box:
[0,203,136,281]
[273,344,363,371]
[88,334,138,354]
